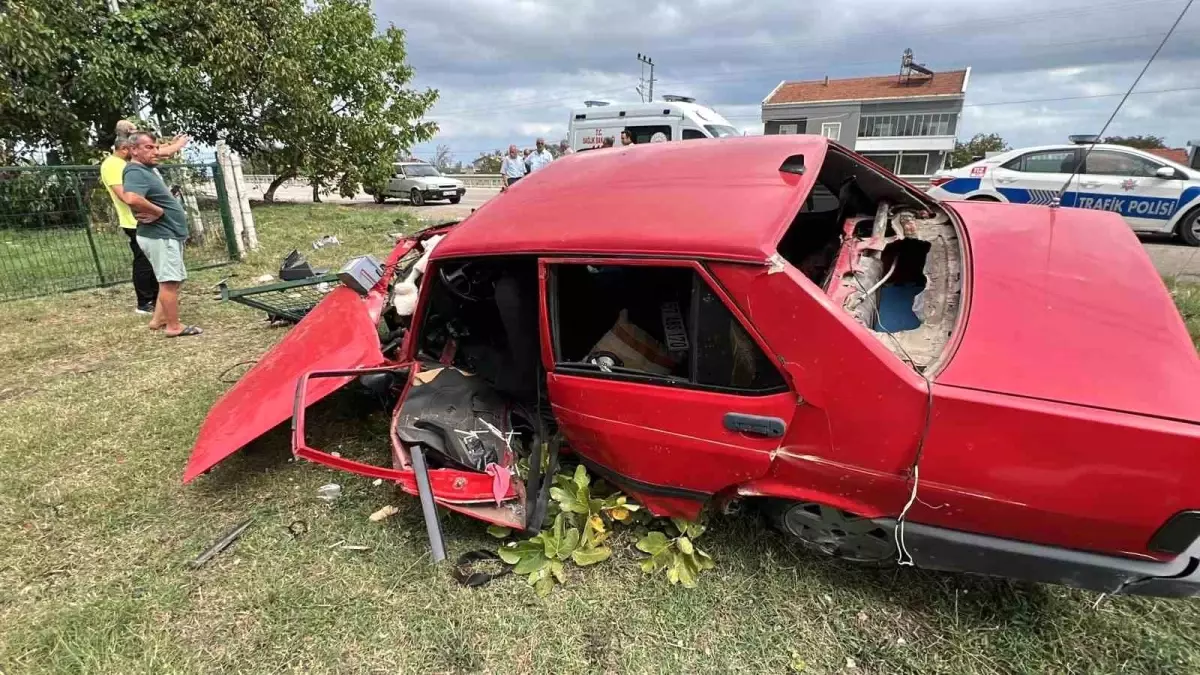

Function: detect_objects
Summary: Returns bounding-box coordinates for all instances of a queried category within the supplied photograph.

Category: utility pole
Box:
[637,53,656,102]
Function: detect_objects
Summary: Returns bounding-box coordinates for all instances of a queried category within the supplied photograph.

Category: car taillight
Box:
[929,176,954,187]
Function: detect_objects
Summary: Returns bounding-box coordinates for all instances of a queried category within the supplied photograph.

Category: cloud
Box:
[379,0,1200,162]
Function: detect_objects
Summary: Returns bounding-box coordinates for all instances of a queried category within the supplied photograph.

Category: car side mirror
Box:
[1156,166,1182,179]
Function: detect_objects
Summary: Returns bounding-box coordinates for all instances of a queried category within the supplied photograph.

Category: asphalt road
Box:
[269,185,1200,281]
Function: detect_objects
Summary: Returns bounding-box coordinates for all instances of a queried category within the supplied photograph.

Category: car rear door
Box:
[388,165,406,196]
[1078,148,1183,232]
[989,147,1082,206]
[539,258,798,518]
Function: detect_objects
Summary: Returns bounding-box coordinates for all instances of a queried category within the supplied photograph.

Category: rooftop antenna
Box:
[1055,0,1193,207]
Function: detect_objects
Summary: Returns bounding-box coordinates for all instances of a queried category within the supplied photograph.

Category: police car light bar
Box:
[1068,134,1101,145]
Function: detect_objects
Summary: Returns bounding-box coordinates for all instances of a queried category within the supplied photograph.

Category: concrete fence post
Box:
[229,151,258,251]
[215,141,245,258]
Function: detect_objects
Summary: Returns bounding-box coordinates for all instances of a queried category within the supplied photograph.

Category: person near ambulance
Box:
[99,120,189,314]
[527,138,554,173]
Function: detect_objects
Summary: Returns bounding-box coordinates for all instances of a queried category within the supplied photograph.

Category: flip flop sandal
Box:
[166,326,204,338]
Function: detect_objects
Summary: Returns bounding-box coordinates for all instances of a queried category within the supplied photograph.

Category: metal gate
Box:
[0,162,239,302]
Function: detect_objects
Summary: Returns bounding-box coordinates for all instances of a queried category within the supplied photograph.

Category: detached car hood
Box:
[938,201,1200,423]
[183,286,387,482]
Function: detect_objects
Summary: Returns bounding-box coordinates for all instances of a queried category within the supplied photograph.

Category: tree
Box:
[0,0,437,200]
[1102,135,1167,150]
[950,133,1010,168]
[431,144,454,172]
[473,151,502,174]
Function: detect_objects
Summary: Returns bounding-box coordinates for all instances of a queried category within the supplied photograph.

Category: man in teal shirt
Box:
[122,132,202,337]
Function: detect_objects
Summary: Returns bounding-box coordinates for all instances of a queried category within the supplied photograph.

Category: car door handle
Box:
[724,413,786,438]
[995,177,1017,184]
[1080,181,1103,188]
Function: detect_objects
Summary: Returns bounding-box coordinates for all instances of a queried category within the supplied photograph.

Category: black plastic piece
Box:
[724,412,786,438]
[779,154,806,175]
[1150,511,1200,555]
[279,249,327,281]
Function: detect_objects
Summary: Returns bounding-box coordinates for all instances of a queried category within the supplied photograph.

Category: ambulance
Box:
[928,136,1200,246]
[566,96,740,151]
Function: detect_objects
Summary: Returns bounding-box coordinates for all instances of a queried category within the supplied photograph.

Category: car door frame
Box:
[1079,147,1183,234]
[536,256,800,518]
[990,147,1082,207]
[388,165,408,197]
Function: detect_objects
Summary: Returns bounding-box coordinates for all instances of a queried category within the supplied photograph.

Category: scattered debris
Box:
[254,274,274,283]
[312,234,341,249]
[369,505,400,522]
[189,517,254,569]
[328,540,372,551]
[845,657,858,670]
[279,249,327,280]
[316,483,342,502]
[287,520,308,538]
[452,549,513,587]
[896,637,908,646]
[372,478,383,487]
[856,611,868,622]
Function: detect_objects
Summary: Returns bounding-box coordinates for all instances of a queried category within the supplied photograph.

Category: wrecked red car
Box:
[187,135,1200,598]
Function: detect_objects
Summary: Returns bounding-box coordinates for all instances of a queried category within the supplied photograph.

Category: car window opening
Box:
[778,146,963,372]
[553,264,785,392]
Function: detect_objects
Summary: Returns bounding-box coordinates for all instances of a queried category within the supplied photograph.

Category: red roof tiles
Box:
[765,70,969,105]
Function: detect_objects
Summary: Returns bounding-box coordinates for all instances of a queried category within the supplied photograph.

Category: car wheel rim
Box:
[784,503,894,562]
[411,190,423,206]
[1191,217,1200,238]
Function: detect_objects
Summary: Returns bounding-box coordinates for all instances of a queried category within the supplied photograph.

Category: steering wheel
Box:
[438,261,482,302]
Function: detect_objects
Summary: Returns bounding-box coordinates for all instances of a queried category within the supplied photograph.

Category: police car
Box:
[928,137,1200,246]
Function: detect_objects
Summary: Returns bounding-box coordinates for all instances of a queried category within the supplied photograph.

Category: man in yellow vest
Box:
[99,121,189,314]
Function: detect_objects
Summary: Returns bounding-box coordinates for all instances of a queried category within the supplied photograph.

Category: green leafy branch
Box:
[492,464,714,596]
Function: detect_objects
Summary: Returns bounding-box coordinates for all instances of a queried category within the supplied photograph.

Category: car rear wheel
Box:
[769,500,896,564]
[1178,208,1200,247]
[449,196,461,204]
[410,188,425,206]
[373,193,386,204]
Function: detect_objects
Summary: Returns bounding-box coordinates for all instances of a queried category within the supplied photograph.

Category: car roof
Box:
[431,135,828,264]
[984,143,1174,164]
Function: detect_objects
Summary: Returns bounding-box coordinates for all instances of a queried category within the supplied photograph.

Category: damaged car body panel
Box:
[187,135,1200,598]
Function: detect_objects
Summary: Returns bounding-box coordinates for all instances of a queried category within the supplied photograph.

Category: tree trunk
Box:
[263,170,296,202]
[311,181,321,203]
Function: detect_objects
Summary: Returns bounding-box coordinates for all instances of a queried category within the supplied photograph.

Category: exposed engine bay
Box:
[778,146,963,371]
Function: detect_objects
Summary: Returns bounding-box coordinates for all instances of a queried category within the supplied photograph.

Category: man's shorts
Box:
[136,236,187,282]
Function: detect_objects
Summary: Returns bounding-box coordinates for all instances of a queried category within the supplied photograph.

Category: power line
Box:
[1057,0,1194,199]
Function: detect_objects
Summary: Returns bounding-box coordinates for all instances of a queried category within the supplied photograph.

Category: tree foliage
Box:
[473,150,503,174]
[431,144,454,172]
[1102,135,1167,150]
[950,133,1010,168]
[0,0,437,199]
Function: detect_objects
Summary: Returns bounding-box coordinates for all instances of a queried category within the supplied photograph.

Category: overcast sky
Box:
[378,0,1200,163]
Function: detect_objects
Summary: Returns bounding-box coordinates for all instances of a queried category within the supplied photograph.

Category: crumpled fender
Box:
[182,286,388,483]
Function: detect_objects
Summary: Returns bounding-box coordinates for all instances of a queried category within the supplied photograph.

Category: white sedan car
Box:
[928,143,1200,246]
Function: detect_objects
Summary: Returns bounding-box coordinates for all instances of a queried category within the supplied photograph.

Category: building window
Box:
[777,123,799,135]
[862,153,898,173]
[821,122,841,141]
[858,112,955,138]
[898,153,929,176]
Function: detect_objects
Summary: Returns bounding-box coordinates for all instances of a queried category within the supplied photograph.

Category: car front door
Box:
[539,258,799,518]
[388,166,407,196]
[1077,149,1183,232]
[989,147,1082,206]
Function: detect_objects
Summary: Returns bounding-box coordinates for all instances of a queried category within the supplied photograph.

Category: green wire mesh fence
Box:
[0,163,238,302]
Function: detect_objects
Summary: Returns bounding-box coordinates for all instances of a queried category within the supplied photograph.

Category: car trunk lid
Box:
[938,201,1200,424]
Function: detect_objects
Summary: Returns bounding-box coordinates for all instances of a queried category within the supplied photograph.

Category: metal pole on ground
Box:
[409,445,447,563]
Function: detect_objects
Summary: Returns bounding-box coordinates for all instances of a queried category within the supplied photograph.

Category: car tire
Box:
[1177,207,1200,247]
[410,188,425,207]
[449,196,461,204]
[373,193,386,204]
[767,500,896,565]
[966,195,1000,202]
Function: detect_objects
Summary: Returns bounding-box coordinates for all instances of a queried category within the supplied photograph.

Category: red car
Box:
[187,136,1200,597]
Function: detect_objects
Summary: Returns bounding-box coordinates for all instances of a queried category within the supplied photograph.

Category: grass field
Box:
[2,202,1199,674]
